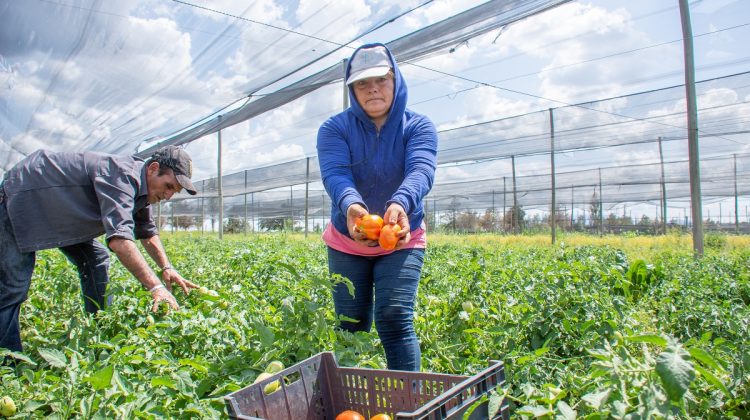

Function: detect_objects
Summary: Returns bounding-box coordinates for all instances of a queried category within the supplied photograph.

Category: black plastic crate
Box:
[224,352,509,419]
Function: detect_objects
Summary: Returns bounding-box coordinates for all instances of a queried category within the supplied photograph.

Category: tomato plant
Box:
[0,234,746,418]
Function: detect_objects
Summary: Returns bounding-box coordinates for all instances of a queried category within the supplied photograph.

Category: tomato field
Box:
[1,233,749,418]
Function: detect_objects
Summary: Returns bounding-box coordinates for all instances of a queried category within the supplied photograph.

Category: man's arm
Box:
[140,235,198,295]
[108,237,180,312]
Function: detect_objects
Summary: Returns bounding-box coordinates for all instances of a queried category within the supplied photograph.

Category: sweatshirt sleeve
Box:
[388,114,438,214]
[316,116,365,214]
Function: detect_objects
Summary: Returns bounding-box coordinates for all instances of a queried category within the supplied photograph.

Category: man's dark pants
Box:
[0,188,110,352]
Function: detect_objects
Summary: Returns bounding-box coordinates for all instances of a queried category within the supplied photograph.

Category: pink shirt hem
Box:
[322,222,426,256]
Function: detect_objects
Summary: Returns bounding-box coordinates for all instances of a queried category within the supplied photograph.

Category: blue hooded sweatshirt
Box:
[317,43,438,239]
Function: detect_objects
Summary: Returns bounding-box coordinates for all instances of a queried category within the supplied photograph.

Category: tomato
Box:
[265,360,285,373]
[378,223,401,250]
[335,410,365,420]
[356,214,384,240]
[0,396,16,417]
[371,414,392,420]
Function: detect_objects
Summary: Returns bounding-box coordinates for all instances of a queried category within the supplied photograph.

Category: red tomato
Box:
[371,414,392,420]
[335,410,365,420]
[356,214,384,240]
[378,223,401,250]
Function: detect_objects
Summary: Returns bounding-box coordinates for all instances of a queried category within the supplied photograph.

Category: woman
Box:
[316,43,438,371]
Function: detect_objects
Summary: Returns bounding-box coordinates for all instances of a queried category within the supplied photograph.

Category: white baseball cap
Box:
[346,46,392,85]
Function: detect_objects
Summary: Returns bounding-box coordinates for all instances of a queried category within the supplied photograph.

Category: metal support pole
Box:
[289,185,293,232]
[244,170,248,236]
[599,174,604,235]
[512,156,518,234]
[503,176,506,233]
[734,154,739,234]
[549,108,556,244]
[217,115,224,240]
[201,182,205,234]
[679,0,703,256]
[658,136,668,234]
[305,157,310,238]
[571,186,574,230]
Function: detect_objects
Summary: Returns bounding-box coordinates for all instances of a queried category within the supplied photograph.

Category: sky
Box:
[1,0,749,222]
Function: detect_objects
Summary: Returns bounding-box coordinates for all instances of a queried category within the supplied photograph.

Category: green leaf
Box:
[253,322,276,348]
[462,394,487,419]
[517,404,553,417]
[38,348,67,368]
[151,376,178,390]
[688,346,724,372]
[0,349,36,366]
[556,400,576,420]
[534,347,550,356]
[179,358,209,373]
[581,389,610,410]
[655,345,695,402]
[277,262,301,280]
[488,392,504,418]
[626,334,667,347]
[84,365,114,390]
[694,364,730,397]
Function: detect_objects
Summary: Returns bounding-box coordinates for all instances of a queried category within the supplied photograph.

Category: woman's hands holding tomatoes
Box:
[347,204,379,246]
[383,203,410,249]
[347,202,410,249]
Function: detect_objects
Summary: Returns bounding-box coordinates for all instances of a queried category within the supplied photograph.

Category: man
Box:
[0,146,200,353]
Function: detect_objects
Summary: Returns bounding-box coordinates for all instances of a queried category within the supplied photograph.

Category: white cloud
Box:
[254,143,306,164]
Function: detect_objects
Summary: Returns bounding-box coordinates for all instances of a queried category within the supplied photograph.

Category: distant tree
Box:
[173,215,195,231]
[479,209,499,232]
[589,191,601,228]
[259,217,287,231]
[224,218,248,234]
[455,210,479,232]
[504,204,525,232]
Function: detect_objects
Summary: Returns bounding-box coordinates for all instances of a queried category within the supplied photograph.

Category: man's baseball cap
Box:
[151,146,197,195]
[346,46,392,85]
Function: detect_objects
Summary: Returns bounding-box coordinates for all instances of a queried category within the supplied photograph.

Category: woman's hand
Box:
[384,203,411,249]
[347,203,378,246]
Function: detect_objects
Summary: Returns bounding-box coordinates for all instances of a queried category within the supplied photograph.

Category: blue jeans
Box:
[328,246,425,371]
[0,189,111,352]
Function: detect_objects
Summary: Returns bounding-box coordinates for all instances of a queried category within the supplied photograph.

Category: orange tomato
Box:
[378,223,401,250]
[371,414,392,420]
[356,214,384,240]
[335,410,365,420]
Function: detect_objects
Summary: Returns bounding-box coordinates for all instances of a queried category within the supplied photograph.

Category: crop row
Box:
[1,235,748,418]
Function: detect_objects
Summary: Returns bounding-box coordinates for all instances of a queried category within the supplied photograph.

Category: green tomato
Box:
[265,360,285,374]
[263,380,280,394]
[0,396,17,417]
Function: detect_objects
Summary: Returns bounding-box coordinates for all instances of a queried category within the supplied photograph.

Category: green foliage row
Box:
[1,235,748,418]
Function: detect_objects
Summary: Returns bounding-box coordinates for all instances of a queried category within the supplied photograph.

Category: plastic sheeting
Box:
[136,0,572,156]
[6,0,574,172]
[162,71,750,219]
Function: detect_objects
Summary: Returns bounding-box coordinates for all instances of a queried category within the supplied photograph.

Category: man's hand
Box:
[346,203,378,246]
[161,268,198,295]
[151,286,179,313]
[384,203,410,249]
